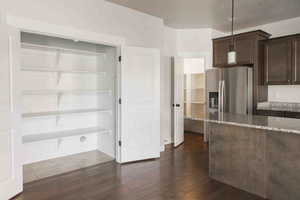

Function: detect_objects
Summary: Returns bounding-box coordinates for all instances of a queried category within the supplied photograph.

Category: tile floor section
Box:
[23,150,114,183]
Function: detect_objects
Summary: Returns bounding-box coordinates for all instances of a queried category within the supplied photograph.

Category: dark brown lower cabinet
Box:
[285,111,300,119]
[256,110,300,119]
[255,110,285,118]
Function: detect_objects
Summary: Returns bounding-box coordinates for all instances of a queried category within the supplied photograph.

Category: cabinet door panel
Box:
[292,38,300,84]
[235,35,255,64]
[264,39,292,85]
[213,39,230,67]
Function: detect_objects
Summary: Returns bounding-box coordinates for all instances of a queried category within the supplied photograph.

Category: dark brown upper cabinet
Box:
[213,39,231,67]
[213,30,271,68]
[264,38,292,85]
[292,37,300,84]
[235,35,255,64]
[263,34,300,85]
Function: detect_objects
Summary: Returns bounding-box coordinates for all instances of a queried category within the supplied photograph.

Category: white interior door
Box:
[120,46,160,163]
[173,57,184,147]
[0,25,22,199]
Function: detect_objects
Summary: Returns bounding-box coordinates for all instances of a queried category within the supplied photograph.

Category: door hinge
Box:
[118,141,122,146]
[119,98,122,104]
[119,56,122,62]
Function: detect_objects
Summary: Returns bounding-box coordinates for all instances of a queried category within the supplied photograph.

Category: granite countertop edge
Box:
[257,102,300,113]
[186,117,300,135]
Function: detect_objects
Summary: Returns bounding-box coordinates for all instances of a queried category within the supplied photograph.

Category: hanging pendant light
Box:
[228,0,237,64]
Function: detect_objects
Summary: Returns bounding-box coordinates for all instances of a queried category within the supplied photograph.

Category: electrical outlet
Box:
[164,139,170,144]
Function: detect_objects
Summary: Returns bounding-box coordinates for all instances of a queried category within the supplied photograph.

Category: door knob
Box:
[176,104,180,107]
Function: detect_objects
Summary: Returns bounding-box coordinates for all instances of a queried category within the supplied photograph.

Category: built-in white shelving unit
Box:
[22,42,106,56]
[23,127,110,144]
[184,73,206,118]
[22,108,112,118]
[21,32,117,165]
[21,66,107,75]
[22,89,112,96]
[184,101,205,104]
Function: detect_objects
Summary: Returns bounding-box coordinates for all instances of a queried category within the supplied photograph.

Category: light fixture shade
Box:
[228,51,237,64]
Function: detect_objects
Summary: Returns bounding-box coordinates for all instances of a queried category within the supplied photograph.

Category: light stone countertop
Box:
[257,101,300,112]
[188,112,300,134]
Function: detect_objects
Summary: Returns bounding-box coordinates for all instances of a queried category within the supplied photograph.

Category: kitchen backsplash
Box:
[268,85,300,103]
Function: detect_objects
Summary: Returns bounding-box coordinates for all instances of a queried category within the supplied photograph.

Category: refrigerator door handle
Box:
[218,80,222,113]
[222,80,225,113]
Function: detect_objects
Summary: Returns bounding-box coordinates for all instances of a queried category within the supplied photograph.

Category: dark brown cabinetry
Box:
[213,39,231,67]
[213,30,269,67]
[264,38,292,85]
[235,35,255,64]
[263,34,300,85]
[256,110,300,119]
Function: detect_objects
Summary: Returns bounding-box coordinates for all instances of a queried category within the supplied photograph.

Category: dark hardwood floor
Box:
[14,133,264,200]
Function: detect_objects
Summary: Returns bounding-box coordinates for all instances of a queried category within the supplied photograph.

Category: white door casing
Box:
[173,57,184,147]
[120,46,160,163]
[0,24,22,200]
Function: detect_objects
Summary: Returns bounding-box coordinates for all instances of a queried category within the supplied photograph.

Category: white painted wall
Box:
[164,26,178,57]
[1,0,164,48]
[268,86,300,103]
[177,29,212,53]
[176,28,224,70]
[238,17,300,103]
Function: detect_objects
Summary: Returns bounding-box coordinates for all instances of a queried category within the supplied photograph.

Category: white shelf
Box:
[22,42,105,57]
[184,101,205,104]
[184,88,205,90]
[23,127,110,143]
[191,102,205,104]
[22,108,112,118]
[21,67,106,75]
[22,89,112,96]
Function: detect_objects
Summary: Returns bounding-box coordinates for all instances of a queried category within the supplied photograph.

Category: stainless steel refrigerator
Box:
[204,67,253,142]
[206,66,253,115]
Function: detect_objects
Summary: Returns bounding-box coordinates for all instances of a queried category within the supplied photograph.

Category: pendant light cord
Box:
[231,0,234,50]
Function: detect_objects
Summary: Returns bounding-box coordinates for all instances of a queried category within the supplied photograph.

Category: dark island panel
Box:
[208,123,267,198]
[208,120,300,200]
[267,131,300,200]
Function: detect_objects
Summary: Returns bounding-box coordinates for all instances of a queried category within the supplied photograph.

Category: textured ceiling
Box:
[106,0,300,31]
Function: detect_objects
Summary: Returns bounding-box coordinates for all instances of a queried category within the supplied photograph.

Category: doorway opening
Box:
[171,57,206,147]
[20,32,118,183]
[183,58,206,134]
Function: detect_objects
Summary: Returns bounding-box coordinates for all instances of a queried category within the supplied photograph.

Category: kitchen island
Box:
[198,113,300,200]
